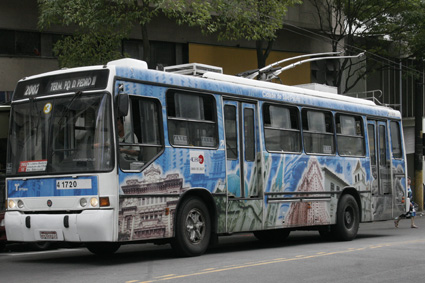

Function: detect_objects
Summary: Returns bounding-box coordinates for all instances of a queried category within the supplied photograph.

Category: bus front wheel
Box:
[172,197,211,257]
[335,194,359,241]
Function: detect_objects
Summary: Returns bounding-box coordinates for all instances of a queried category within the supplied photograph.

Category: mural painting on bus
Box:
[117,148,226,242]
[224,152,263,233]
[370,160,406,220]
[391,162,407,213]
[263,154,374,228]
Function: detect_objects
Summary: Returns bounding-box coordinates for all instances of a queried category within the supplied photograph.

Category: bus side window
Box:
[302,109,334,154]
[119,96,163,170]
[224,105,237,159]
[166,91,218,148]
[336,114,365,156]
[390,121,402,159]
[263,104,301,153]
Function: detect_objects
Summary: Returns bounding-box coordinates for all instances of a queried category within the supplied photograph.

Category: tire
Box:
[253,229,290,243]
[171,197,211,257]
[335,194,359,241]
[86,242,121,256]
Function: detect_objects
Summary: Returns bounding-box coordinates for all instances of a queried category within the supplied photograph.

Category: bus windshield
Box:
[7,92,113,175]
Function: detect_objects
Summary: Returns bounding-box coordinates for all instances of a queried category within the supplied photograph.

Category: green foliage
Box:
[39,0,302,68]
[393,0,425,59]
[169,0,302,41]
[308,0,425,93]
[38,0,141,67]
[52,34,124,68]
[165,0,302,69]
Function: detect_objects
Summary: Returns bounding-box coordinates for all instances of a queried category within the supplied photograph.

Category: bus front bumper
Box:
[5,210,115,242]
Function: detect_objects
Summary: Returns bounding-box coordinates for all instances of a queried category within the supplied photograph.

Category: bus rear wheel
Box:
[335,194,359,241]
[172,197,211,257]
[86,242,121,256]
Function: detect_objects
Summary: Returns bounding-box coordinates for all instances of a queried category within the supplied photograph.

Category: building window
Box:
[0,30,41,56]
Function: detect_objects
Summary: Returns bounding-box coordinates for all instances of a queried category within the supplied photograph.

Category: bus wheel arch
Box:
[171,189,216,257]
[335,189,361,241]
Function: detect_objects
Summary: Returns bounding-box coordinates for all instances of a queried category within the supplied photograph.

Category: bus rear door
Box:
[223,100,262,232]
[368,120,396,220]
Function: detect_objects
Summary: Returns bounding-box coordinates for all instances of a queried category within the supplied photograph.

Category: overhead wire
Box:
[282,21,423,76]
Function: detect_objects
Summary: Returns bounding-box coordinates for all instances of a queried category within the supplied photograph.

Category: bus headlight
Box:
[80,198,88,207]
[90,197,98,207]
[8,199,16,209]
[17,199,24,208]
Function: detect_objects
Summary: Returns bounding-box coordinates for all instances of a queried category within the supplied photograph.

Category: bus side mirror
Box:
[117,94,129,117]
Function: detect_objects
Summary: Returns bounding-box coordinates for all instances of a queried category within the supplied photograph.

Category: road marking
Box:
[128,238,425,283]
[154,275,176,279]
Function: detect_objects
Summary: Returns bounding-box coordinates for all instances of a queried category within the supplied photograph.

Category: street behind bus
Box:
[1,216,424,283]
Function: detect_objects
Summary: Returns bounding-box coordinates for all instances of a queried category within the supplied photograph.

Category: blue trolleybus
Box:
[5,59,407,256]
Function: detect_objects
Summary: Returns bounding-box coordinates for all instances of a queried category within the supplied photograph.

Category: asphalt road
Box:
[1,215,425,283]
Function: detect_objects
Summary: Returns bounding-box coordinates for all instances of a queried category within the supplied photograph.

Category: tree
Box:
[394,0,425,60]
[38,0,138,67]
[307,0,419,93]
[170,0,302,69]
[38,0,213,67]
[39,0,302,70]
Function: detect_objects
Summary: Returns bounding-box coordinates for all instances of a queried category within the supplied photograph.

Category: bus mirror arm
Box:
[117,93,129,117]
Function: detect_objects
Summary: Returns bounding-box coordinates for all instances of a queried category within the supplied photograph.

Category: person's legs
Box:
[411,217,418,228]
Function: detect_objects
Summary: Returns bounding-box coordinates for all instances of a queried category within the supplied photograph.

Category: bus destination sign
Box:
[13,69,109,101]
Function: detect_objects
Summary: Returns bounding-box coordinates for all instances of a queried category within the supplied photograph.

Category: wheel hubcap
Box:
[344,207,354,228]
[185,208,205,244]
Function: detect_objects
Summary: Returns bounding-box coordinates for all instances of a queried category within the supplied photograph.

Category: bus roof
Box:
[203,72,376,107]
[15,59,401,119]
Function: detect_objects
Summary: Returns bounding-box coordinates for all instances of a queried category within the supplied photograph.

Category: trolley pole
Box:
[414,81,424,211]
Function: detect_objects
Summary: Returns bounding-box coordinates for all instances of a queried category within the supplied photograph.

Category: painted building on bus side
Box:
[119,165,185,241]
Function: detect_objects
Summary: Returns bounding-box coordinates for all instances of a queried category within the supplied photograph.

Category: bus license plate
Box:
[56,179,92,190]
[40,231,58,240]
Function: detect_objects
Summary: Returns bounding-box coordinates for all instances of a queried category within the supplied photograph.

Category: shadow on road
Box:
[5,226,399,266]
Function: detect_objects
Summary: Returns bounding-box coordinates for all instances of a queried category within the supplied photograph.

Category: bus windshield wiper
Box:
[29,97,41,146]
[56,91,82,127]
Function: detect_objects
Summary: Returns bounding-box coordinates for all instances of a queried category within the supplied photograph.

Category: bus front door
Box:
[223,100,262,232]
[368,120,392,220]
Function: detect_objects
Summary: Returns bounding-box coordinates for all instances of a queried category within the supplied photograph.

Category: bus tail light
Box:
[402,196,405,203]
[99,197,110,207]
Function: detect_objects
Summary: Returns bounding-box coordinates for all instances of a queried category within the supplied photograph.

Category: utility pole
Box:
[414,81,424,211]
